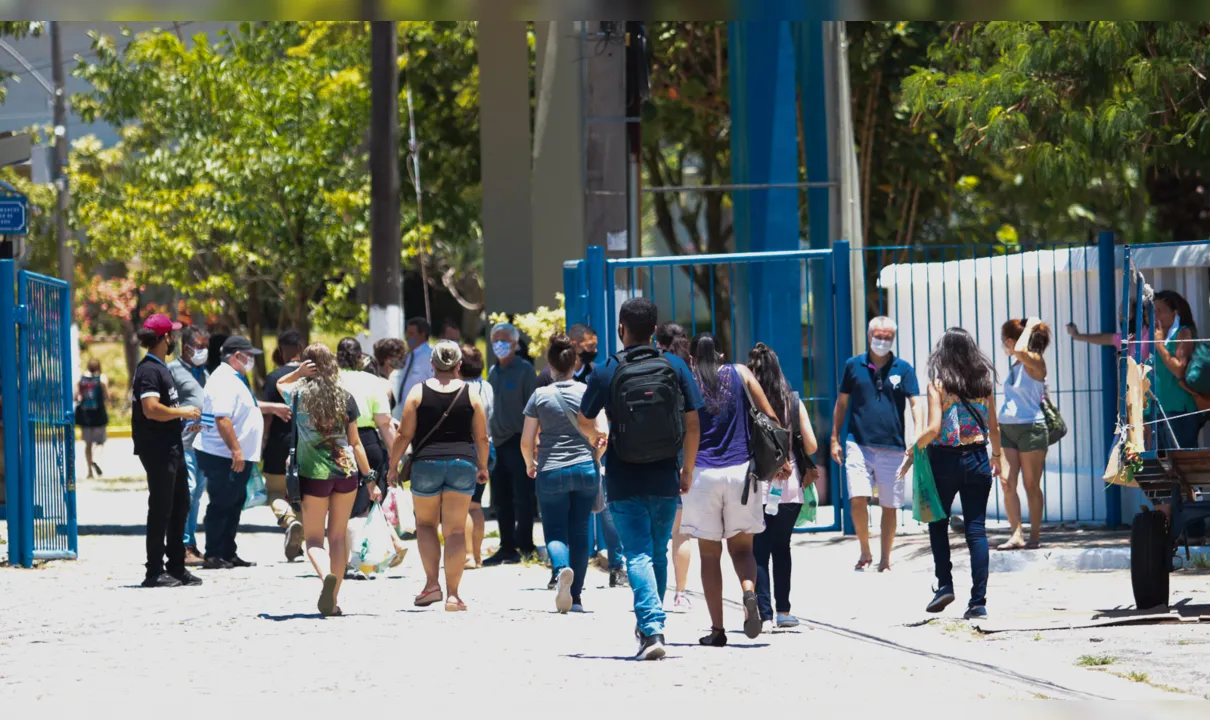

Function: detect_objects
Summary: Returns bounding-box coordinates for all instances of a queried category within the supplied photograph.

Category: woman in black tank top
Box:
[387,341,490,612]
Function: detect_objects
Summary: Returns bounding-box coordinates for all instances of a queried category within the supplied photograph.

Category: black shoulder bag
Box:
[738,369,791,504]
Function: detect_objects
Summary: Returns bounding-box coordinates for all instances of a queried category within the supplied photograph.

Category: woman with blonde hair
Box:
[387,340,491,612]
[276,344,379,616]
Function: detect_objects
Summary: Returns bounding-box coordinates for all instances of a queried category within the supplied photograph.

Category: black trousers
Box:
[139,444,190,578]
[753,502,802,621]
[352,428,390,518]
[491,435,536,555]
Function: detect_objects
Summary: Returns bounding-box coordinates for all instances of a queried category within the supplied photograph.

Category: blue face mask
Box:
[406,335,423,350]
[492,341,512,360]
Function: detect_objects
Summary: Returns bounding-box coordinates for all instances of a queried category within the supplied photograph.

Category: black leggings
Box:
[351,428,389,518]
[753,502,802,621]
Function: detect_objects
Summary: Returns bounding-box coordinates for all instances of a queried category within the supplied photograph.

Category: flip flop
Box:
[414,586,443,607]
[318,573,338,616]
[445,597,467,612]
[996,539,1027,551]
[742,590,762,639]
[1024,540,1041,550]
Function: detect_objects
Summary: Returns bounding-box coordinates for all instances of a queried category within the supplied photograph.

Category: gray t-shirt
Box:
[524,381,594,473]
[168,358,207,446]
[488,358,537,441]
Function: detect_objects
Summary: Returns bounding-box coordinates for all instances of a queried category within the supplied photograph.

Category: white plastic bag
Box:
[243,465,268,510]
[384,486,416,536]
[355,503,397,575]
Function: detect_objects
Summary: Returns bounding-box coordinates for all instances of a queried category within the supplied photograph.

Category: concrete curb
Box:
[988,546,1210,572]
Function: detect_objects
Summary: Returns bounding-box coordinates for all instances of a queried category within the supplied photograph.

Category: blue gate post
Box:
[586,246,609,354]
[0,259,27,566]
[60,273,78,556]
[833,242,856,536]
[562,261,586,331]
[1098,231,1122,528]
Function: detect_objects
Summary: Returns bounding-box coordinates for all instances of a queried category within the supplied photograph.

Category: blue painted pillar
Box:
[1,259,27,566]
[728,19,803,393]
[1099,231,1122,528]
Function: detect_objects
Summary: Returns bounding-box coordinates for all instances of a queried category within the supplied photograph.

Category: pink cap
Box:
[142,313,183,337]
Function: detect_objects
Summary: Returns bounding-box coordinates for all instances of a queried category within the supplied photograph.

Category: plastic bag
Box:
[244,464,268,510]
[383,486,416,536]
[354,503,398,575]
[795,480,818,526]
[911,447,948,524]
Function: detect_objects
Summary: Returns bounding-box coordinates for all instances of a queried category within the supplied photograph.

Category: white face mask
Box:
[232,354,254,374]
[869,337,894,357]
[190,348,209,367]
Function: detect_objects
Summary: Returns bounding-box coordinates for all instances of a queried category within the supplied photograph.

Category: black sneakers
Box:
[141,573,183,588]
[609,568,629,588]
[482,550,522,567]
[226,556,257,568]
[202,557,233,570]
[926,588,956,613]
[963,605,988,620]
[635,633,666,661]
[171,570,203,586]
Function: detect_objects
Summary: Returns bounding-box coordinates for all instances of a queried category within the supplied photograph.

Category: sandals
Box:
[996,538,1027,551]
[445,597,468,612]
[389,548,408,569]
[699,628,728,647]
[414,586,444,607]
[854,555,873,571]
[318,573,339,616]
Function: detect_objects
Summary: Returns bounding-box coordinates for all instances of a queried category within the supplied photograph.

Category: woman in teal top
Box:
[1151,291,1199,451]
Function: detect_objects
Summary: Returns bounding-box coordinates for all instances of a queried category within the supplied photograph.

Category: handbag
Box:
[738,371,791,504]
[398,384,467,482]
[1040,394,1067,446]
[551,387,607,514]
[284,392,302,505]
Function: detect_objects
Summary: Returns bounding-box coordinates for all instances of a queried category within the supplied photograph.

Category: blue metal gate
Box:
[564,244,853,533]
[2,261,77,567]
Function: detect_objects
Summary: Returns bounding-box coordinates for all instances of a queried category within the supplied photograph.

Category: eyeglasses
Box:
[866,363,884,392]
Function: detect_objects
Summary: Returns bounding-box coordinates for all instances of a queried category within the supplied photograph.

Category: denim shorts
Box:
[411,458,478,498]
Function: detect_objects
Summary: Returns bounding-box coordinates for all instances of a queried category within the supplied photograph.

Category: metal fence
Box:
[2,261,78,567]
[565,244,854,533]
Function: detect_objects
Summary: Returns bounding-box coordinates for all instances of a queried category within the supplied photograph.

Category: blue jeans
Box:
[182,447,205,548]
[197,450,252,560]
[537,460,599,600]
[411,458,478,498]
[609,495,679,638]
[596,506,625,571]
[926,446,992,608]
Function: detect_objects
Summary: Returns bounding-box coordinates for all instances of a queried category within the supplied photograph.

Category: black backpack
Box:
[608,346,686,464]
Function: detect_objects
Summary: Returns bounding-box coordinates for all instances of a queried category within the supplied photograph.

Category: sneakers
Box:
[184,546,205,567]
[700,628,728,647]
[226,556,256,568]
[636,633,667,661]
[609,568,629,588]
[762,620,775,635]
[482,550,522,567]
[672,592,692,612]
[284,521,304,562]
[570,600,585,613]
[202,557,233,570]
[926,588,956,613]
[554,567,574,614]
[963,605,988,620]
[547,570,558,590]
[776,613,800,628]
[170,570,203,587]
[141,573,183,588]
[742,589,762,639]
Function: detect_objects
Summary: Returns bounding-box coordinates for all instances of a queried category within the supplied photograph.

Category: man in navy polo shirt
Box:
[831,316,923,573]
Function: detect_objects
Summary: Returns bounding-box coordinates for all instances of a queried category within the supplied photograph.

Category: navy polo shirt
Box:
[839,352,919,450]
[581,347,704,502]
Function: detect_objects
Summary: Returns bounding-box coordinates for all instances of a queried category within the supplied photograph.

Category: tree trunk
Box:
[248,280,265,392]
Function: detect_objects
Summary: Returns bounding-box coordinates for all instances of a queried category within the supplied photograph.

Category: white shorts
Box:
[845,439,906,509]
[680,463,766,541]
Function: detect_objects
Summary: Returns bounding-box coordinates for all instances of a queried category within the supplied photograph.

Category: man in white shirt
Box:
[389,317,434,421]
[196,335,266,570]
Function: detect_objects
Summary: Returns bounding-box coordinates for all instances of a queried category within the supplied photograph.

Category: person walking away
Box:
[262,331,306,561]
[537,324,598,387]
[831,317,923,572]
[390,318,435,421]
[682,333,783,646]
[748,343,819,631]
[460,345,494,569]
[167,326,210,565]
[521,334,609,613]
[483,323,539,565]
[997,318,1052,550]
[657,322,693,610]
[76,358,110,479]
[905,327,1004,620]
[195,336,271,570]
[387,341,490,611]
[276,345,379,616]
[579,299,703,661]
[131,314,203,588]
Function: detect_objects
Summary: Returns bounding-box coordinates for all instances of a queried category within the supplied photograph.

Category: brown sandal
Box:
[414,586,443,607]
[445,597,467,612]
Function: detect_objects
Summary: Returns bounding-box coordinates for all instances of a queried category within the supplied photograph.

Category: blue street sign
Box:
[0,196,27,235]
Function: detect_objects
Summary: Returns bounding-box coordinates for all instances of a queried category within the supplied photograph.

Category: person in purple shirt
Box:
[680,333,782,647]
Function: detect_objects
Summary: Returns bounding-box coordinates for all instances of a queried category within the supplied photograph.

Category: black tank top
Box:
[412,382,476,464]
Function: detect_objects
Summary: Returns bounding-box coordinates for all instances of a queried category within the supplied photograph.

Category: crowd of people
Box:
[119,286,1209,660]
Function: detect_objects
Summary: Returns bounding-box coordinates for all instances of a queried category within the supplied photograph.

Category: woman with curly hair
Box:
[276,344,379,616]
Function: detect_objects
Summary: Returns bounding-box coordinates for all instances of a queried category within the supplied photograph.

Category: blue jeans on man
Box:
[609,495,679,637]
[197,450,252,561]
[537,460,599,600]
[182,447,206,549]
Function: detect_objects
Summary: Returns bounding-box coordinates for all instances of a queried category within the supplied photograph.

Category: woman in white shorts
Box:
[681,334,782,646]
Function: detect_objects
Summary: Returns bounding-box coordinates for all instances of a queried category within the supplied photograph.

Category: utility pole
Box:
[50,21,80,382]
[365,4,403,344]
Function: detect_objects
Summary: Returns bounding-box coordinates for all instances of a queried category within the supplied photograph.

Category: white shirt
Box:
[389,343,435,421]
[198,363,264,463]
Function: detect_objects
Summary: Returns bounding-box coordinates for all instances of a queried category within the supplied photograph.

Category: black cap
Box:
[221,335,263,356]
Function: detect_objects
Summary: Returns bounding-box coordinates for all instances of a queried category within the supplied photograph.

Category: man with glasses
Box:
[831,316,923,573]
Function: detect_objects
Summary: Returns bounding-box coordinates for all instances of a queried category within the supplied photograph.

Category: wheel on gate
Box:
[1131,509,1170,610]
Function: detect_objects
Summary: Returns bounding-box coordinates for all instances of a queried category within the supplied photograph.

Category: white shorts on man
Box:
[844,437,906,508]
[680,463,766,541]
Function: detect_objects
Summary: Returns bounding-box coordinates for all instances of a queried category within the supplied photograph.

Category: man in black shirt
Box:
[262,330,304,561]
[132,314,204,588]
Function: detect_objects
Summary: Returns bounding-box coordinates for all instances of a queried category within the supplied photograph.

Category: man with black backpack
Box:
[579,298,702,661]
